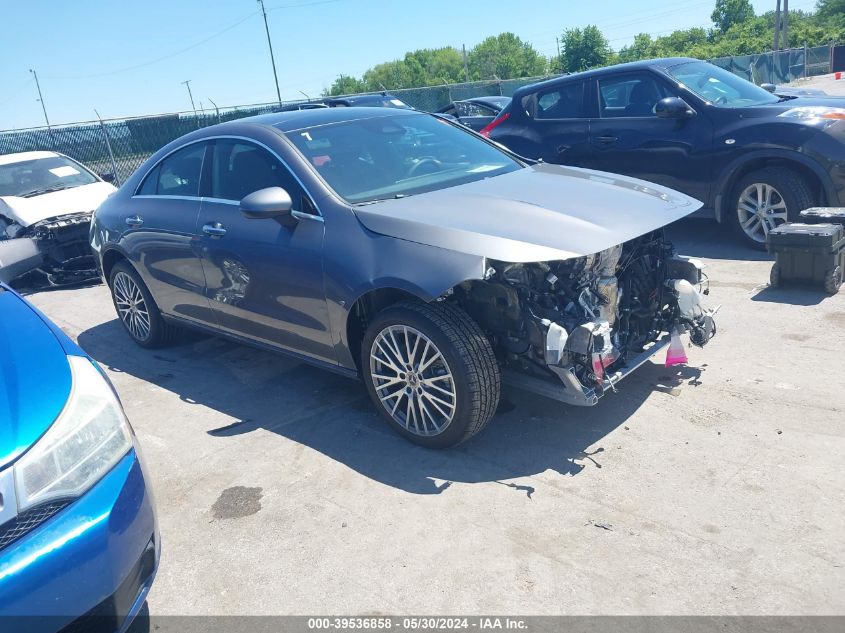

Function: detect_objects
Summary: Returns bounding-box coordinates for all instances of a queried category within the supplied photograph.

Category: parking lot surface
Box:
[26,218,845,615]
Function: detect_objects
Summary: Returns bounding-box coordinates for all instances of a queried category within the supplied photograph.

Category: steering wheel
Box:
[407,157,442,178]
[714,95,728,105]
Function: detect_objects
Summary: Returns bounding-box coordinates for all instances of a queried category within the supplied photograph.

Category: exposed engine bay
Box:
[452,229,717,405]
[0,212,98,286]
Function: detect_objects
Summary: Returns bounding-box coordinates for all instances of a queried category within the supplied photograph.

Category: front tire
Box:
[729,167,815,250]
[361,301,500,448]
[109,261,178,348]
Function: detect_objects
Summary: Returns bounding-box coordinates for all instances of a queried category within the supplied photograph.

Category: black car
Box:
[323,93,413,109]
[483,58,845,248]
[438,96,511,131]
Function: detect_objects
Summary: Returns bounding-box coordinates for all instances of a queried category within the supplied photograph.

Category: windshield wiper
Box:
[355,193,411,206]
[19,184,75,198]
[778,95,798,102]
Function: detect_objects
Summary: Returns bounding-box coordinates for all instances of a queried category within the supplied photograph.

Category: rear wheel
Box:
[361,301,500,448]
[729,167,815,250]
[824,266,842,295]
[109,261,178,348]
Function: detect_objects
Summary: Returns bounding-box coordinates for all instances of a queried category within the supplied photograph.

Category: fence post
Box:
[803,42,808,79]
[94,109,121,186]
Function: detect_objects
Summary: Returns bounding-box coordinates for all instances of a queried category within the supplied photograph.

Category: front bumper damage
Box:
[0,212,98,286]
[503,256,718,406]
[503,333,673,406]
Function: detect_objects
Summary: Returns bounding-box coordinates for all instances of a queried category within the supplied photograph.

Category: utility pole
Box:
[181,80,198,116]
[462,44,470,82]
[782,0,789,50]
[556,37,561,73]
[257,0,282,104]
[773,0,781,50]
[29,69,51,130]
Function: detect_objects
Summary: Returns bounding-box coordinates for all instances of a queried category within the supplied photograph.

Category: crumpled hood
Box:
[0,287,71,469]
[353,163,702,262]
[0,181,117,227]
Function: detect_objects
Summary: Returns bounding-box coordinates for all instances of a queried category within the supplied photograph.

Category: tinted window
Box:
[210,140,297,202]
[455,102,498,117]
[599,73,673,118]
[287,114,521,204]
[534,82,586,119]
[141,143,206,196]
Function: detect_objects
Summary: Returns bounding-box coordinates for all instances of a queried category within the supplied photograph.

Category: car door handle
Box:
[125,215,144,227]
[596,136,618,144]
[202,222,227,237]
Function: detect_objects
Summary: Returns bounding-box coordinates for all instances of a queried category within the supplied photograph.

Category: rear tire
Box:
[729,167,815,250]
[361,301,500,448]
[824,266,842,295]
[109,261,178,348]
[770,263,782,288]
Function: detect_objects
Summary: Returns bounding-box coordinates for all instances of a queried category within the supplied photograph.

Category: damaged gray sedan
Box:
[91,108,716,448]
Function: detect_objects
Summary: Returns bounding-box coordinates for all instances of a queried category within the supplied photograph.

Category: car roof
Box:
[514,57,698,96]
[0,151,59,166]
[218,106,423,133]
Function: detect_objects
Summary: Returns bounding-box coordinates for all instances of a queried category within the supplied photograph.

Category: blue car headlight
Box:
[13,356,133,511]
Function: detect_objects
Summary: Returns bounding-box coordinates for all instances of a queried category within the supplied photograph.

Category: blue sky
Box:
[0,0,817,129]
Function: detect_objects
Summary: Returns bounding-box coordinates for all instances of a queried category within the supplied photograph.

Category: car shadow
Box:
[665,217,773,262]
[77,319,698,496]
[751,285,834,305]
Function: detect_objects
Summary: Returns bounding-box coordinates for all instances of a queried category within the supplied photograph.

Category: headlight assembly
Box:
[778,106,845,121]
[13,355,133,511]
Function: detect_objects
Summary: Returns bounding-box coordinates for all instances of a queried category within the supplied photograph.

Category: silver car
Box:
[91,108,717,448]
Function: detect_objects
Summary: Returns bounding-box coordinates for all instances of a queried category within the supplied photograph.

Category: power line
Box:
[43,11,260,80]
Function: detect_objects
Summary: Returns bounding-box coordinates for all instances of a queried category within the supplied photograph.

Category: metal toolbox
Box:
[799,207,845,226]
[767,223,844,295]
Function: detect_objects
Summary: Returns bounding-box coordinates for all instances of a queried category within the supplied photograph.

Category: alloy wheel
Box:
[736,182,789,243]
[369,325,456,437]
[113,271,151,342]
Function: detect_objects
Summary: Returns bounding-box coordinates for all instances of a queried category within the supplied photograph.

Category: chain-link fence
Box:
[0,45,837,185]
[709,44,833,85]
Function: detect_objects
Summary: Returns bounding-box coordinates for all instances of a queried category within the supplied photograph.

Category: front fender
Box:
[712,149,834,222]
[323,231,486,369]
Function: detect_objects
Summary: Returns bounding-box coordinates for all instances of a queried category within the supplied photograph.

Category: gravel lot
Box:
[25,218,845,615]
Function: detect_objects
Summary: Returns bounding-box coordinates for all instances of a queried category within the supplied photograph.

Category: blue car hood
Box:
[0,287,71,469]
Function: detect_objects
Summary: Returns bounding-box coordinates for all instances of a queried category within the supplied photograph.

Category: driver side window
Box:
[210,139,317,215]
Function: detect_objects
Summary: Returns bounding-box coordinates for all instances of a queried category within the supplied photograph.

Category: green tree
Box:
[404,47,466,85]
[326,74,367,96]
[712,0,755,33]
[468,33,547,80]
[560,25,611,72]
[362,60,413,90]
[816,0,845,19]
[617,33,655,63]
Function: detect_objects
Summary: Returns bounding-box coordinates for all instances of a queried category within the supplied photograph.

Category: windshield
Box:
[666,61,780,108]
[287,114,522,203]
[0,155,99,197]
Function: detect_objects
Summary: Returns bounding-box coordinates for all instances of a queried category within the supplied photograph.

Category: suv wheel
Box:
[109,261,178,348]
[361,301,500,449]
[729,167,815,250]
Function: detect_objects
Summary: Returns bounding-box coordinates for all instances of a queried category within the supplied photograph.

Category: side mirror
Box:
[655,97,695,119]
[240,187,293,219]
[99,172,116,183]
[760,83,777,93]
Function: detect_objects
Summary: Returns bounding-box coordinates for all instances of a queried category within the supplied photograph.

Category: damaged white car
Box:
[0,151,117,285]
